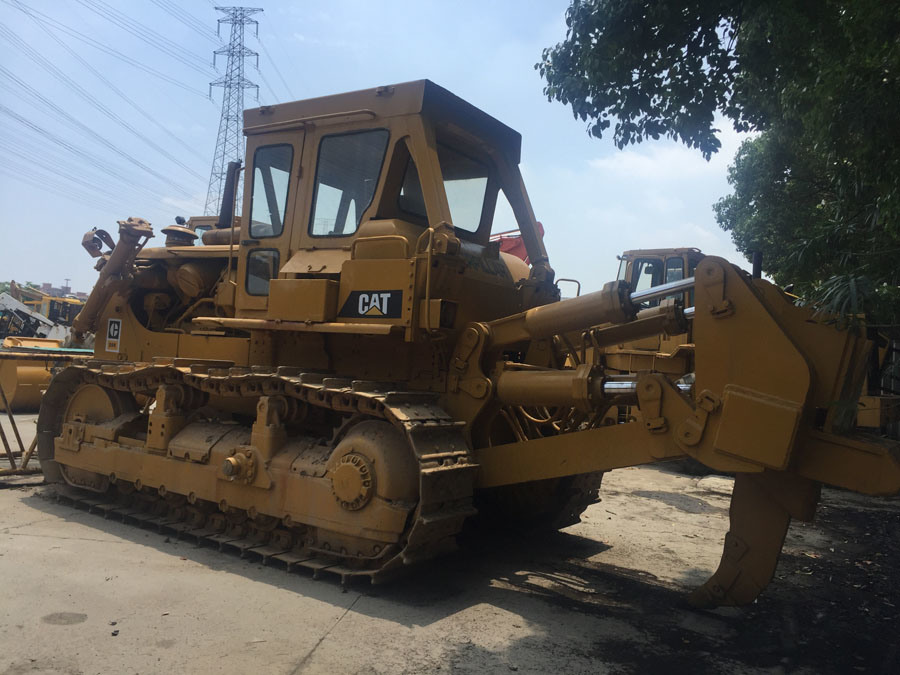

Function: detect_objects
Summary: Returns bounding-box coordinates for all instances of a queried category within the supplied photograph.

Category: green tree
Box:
[538,0,900,326]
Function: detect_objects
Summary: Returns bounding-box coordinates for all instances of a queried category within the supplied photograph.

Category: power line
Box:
[2,0,209,100]
[0,97,136,184]
[73,0,216,77]
[149,0,220,44]
[0,131,165,213]
[0,164,135,215]
[0,136,131,200]
[0,103,180,212]
[17,6,207,163]
[257,68,281,104]
[205,7,262,216]
[258,39,295,101]
[0,76,192,201]
[0,22,204,187]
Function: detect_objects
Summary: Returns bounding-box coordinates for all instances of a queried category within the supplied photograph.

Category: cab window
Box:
[632,258,663,308]
[398,157,426,219]
[490,188,517,234]
[249,144,293,239]
[398,144,489,233]
[632,259,663,293]
[246,249,279,296]
[439,145,488,232]
[310,129,389,236]
[665,257,684,284]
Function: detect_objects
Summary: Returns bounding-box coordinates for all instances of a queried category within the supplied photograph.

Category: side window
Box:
[438,144,488,233]
[490,188,517,234]
[398,157,426,220]
[665,257,684,284]
[632,259,663,293]
[632,258,663,308]
[246,249,279,296]
[249,145,293,239]
[310,129,389,236]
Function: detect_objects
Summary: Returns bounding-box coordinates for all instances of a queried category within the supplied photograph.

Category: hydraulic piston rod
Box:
[629,276,695,304]
[486,277,697,348]
[494,367,692,411]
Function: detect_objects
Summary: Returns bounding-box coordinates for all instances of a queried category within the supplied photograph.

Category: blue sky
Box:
[0,0,746,294]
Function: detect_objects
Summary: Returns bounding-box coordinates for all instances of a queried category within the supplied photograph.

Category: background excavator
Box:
[27,80,900,608]
[0,288,90,412]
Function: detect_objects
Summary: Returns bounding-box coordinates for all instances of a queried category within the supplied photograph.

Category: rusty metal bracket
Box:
[636,374,667,433]
[677,390,721,447]
[449,325,488,394]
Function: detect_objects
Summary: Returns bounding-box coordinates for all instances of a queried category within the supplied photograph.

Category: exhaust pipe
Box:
[216,160,242,229]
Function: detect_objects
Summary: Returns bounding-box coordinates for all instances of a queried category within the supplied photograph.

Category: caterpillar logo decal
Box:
[339,290,403,318]
[106,318,121,353]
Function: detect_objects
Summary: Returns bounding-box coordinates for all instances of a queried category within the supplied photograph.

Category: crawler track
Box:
[38,360,479,582]
[38,360,604,581]
[40,484,399,585]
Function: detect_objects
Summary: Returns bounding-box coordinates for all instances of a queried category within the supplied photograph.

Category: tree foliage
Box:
[539,0,900,326]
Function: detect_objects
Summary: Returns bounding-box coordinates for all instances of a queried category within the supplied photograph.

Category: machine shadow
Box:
[18,488,899,674]
[20,488,680,620]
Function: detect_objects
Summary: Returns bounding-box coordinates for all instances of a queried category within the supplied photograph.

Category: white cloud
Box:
[587,123,746,181]
[528,120,754,291]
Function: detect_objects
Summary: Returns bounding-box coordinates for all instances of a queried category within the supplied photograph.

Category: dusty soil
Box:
[1,411,898,674]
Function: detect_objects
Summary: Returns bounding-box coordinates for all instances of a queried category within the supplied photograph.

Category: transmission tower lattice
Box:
[204,6,262,216]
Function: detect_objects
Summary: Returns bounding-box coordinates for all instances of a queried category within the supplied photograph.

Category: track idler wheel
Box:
[37,370,137,489]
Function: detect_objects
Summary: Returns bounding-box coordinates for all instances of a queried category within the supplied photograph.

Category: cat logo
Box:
[106,318,121,353]
[338,290,403,319]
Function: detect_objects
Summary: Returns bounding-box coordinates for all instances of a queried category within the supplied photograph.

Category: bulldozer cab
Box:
[600,248,705,365]
[617,248,704,309]
[231,80,545,316]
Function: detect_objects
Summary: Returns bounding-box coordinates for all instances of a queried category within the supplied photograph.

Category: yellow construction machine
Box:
[608,247,900,437]
[8,281,84,328]
[0,290,91,412]
[37,81,900,607]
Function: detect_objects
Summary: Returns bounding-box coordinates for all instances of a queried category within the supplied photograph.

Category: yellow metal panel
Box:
[794,430,900,496]
[476,421,683,488]
[281,248,351,275]
[268,279,338,322]
[177,333,251,364]
[713,385,802,469]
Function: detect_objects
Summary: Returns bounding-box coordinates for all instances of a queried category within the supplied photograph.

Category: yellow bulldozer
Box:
[35,80,900,608]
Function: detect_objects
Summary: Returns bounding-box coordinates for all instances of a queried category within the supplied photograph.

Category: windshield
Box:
[310,129,390,237]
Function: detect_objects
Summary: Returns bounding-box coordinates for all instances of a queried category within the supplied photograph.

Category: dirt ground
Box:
[1,412,898,674]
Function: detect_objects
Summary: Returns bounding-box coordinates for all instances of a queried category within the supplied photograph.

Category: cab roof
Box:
[621,248,704,258]
[243,79,523,164]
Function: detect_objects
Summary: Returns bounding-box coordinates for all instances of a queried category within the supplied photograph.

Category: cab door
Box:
[235,131,304,316]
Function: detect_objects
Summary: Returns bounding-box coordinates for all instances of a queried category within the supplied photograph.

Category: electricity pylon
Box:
[204,6,262,216]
